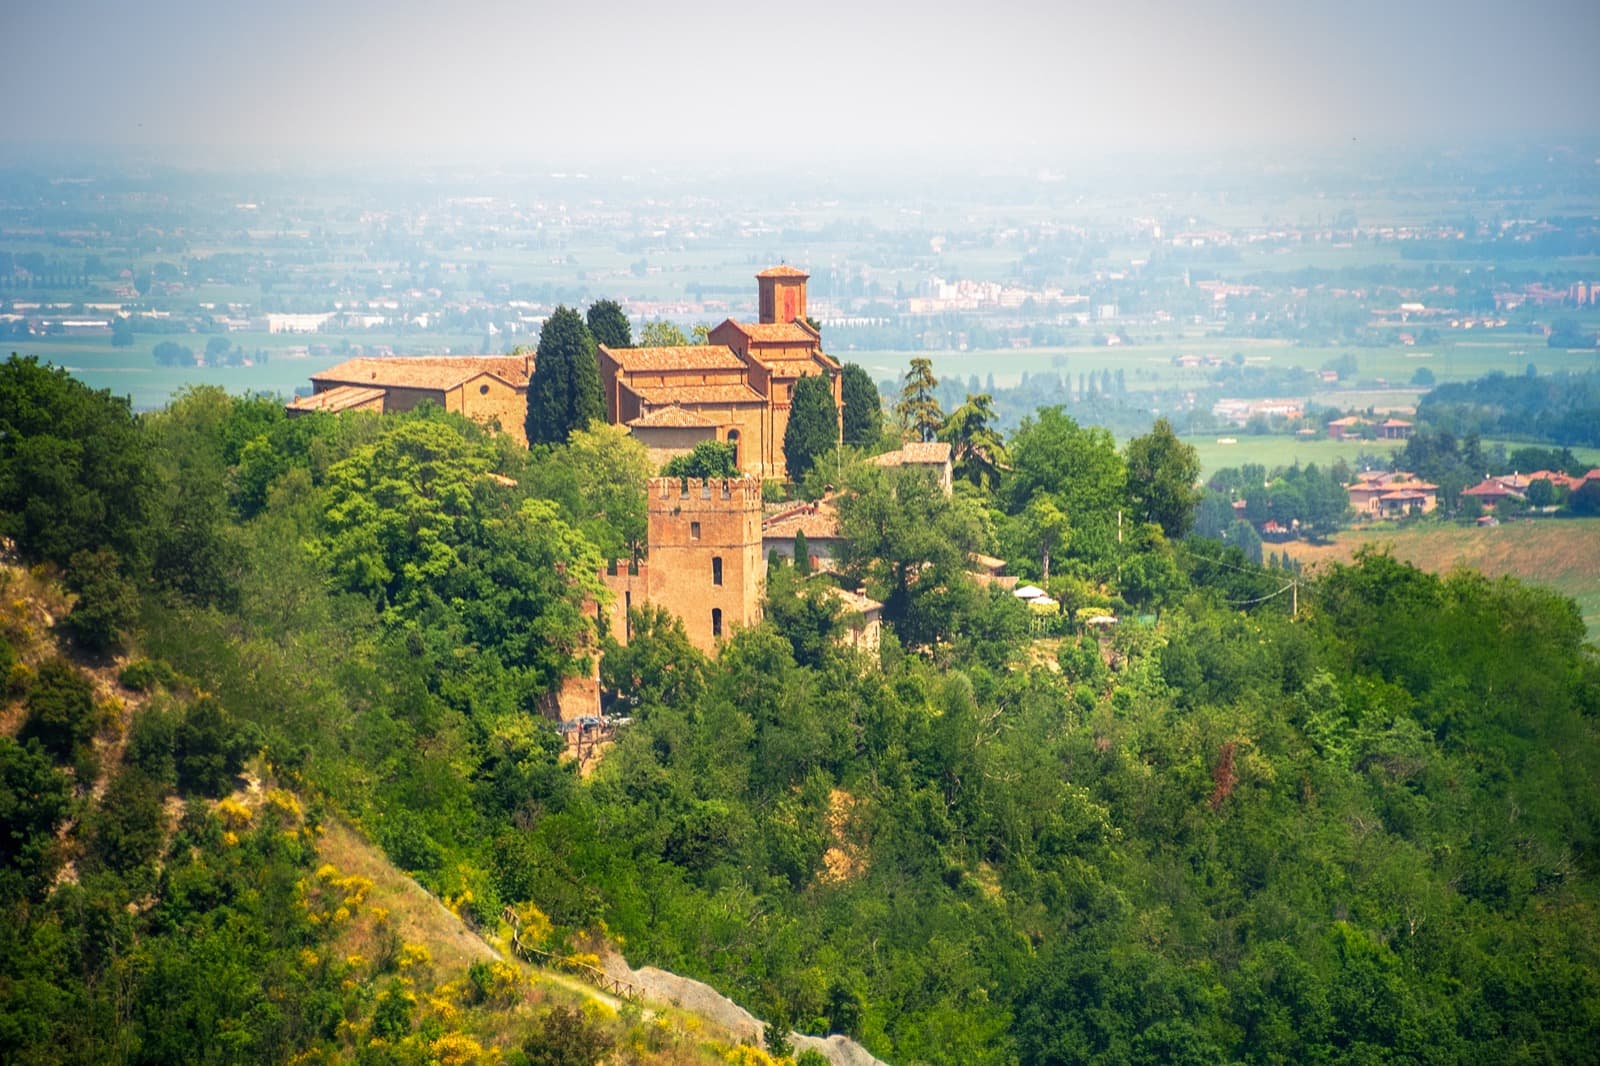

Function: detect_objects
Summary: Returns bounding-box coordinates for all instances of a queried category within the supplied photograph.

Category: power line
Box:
[1223,581,1298,607]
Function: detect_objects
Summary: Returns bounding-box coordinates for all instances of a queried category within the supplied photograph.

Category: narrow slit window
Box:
[712,608,723,637]
[712,556,723,586]
[690,521,701,540]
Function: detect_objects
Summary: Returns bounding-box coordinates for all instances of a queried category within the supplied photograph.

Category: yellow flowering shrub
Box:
[429,1032,495,1066]
[397,943,432,972]
[215,797,254,831]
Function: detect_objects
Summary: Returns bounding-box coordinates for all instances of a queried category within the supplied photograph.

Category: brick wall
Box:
[643,476,763,654]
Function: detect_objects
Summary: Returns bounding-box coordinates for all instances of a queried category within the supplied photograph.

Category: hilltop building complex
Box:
[598,266,842,476]
[284,267,841,474]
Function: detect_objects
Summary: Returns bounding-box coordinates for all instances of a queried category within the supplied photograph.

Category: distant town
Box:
[2,147,1597,434]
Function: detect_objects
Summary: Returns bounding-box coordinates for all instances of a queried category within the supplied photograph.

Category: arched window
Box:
[711,608,723,637]
[712,556,723,586]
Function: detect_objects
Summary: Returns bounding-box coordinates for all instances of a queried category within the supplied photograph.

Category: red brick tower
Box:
[644,476,764,653]
[757,265,809,325]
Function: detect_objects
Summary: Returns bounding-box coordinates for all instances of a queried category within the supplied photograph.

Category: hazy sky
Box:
[5,0,1599,166]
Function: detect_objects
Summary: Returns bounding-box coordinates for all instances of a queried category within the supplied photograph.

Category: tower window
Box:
[712,608,723,637]
[691,521,701,540]
[712,556,723,586]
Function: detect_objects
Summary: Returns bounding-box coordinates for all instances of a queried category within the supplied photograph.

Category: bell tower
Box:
[756,265,809,324]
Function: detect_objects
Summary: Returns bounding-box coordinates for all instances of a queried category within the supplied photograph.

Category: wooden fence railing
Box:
[502,906,645,1003]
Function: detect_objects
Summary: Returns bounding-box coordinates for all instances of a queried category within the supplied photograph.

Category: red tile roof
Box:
[626,405,718,429]
[757,265,809,278]
[286,384,386,413]
[725,320,819,344]
[623,382,766,406]
[312,355,531,390]
[825,586,882,616]
[600,344,746,371]
[762,500,842,541]
[871,441,953,467]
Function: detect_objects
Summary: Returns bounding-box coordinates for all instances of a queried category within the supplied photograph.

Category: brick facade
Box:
[288,355,533,446]
[600,477,765,655]
[600,267,841,477]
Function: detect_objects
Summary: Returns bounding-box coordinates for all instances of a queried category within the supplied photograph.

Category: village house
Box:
[868,441,955,495]
[762,498,846,572]
[1460,477,1524,510]
[1377,418,1414,440]
[1346,471,1439,518]
[286,354,534,446]
[1326,415,1372,441]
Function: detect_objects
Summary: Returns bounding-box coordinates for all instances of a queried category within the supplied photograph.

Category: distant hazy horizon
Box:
[6,0,1599,170]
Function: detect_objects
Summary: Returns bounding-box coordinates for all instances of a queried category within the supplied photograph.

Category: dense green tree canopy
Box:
[835,463,988,645]
[662,439,739,479]
[0,355,151,568]
[783,372,838,481]
[585,299,632,350]
[526,307,605,446]
[639,320,690,347]
[1123,417,1201,539]
[6,351,1600,1066]
[1004,406,1127,576]
[562,422,650,561]
[939,392,1007,491]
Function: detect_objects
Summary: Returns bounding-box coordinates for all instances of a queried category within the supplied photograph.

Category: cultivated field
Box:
[1184,435,1600,479]
[1281,517,1600,637]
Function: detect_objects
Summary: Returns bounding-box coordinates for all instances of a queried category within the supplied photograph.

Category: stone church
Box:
[597,266,842,477]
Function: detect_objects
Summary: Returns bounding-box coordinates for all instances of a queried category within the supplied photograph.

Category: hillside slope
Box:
[1282,516,1600,634]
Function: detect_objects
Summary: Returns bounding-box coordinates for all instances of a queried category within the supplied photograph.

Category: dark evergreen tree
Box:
[840,363,883,447]
[586,299,632,350]
[793,530,811,575]
[895,358,943,443]
[525,307,604,446]
[784,373,838,480]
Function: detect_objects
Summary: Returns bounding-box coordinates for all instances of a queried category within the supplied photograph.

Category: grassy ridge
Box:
[1283,517,1600,636]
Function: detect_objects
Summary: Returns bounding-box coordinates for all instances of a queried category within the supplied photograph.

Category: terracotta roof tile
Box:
[313,355,531,391]
[735,321,818,343]
[871,441,952,467]
[624,382,766,406]
[626,405,718,429]
[600,344,746,371]
[825,586,882,615]
[286,384,387,413]
[762,500,842,541]
[969,552,1007,573]
[757,265,809,278]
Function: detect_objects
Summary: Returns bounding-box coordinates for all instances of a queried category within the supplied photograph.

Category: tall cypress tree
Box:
[793,530,811,575]
[586,299,632,350]
[526,306,604,446]
[783,373,838,480]
[840,363,882,447]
